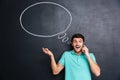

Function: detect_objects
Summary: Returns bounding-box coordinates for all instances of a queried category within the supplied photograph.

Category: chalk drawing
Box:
[20,2,72,43]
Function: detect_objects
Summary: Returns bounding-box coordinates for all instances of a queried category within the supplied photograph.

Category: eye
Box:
[79,41,82,43]
[73,40,77,43]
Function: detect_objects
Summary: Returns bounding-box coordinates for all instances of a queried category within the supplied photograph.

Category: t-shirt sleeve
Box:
[59,52,66,66]
[90,53,97,63]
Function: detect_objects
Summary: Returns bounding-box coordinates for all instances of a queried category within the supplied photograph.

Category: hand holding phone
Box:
[82,45,89,53]
[82,45,90,57]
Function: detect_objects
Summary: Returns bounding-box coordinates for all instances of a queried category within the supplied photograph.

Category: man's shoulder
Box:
[89,53,95,56]
[89,53,96,59]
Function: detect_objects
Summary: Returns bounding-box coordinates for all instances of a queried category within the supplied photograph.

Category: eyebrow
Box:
[73,40,82,42]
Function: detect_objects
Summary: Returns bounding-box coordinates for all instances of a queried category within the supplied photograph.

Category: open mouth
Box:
[75,46,81,49]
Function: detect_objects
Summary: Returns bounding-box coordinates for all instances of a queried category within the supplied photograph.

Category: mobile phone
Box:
[82,44,86,53]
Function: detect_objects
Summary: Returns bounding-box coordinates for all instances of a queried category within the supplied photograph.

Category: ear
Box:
[83,42,85,46]
[82,44,84,48]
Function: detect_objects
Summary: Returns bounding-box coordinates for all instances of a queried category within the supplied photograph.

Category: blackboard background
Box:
[1,0,120,80]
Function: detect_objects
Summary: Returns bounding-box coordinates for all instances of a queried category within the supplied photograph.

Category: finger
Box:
[43,48,48,50]
[42,48,44,51]
[45,48,48,50]
[42,48,47,53]
[42,48,46,51]
[84,45,87,49]
[42,47,44,50]
[84,45,86,47]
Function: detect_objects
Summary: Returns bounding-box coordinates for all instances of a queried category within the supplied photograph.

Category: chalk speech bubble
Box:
[20,2,72,43]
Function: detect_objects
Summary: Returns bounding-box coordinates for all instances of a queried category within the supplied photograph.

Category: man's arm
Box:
[82,46,101,77]
[42,48,64,75]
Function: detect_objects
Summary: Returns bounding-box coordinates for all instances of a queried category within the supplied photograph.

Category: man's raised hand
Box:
[42,48,53,57]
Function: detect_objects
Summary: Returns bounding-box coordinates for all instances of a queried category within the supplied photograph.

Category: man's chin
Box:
[74,49,82,53]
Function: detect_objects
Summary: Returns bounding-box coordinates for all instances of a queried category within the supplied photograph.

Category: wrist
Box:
[85,52,90,58]
[86,54,91,59]
[50,55,54,58]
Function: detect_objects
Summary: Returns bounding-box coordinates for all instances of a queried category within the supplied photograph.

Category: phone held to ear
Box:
[82,45,85,53]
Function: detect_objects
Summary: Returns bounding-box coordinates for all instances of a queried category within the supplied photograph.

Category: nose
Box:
[76,42,79,45]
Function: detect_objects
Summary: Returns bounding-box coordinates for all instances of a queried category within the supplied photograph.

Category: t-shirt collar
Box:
[71,50,84,56]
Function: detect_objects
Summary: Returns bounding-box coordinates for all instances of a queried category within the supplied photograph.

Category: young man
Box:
[42,33,101,80]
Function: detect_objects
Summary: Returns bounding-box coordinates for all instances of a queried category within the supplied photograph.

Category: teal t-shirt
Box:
[59,50,96,80]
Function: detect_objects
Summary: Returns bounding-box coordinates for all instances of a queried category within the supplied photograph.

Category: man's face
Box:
[72,38,84,54]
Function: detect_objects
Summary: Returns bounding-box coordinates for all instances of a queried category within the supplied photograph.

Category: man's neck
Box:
[74,50,82,55]
[76,52,82,55]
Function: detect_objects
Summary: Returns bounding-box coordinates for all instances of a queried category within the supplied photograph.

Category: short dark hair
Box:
[71,33,85,42]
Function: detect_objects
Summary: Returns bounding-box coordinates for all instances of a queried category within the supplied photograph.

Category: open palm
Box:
[42,48,53,57]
